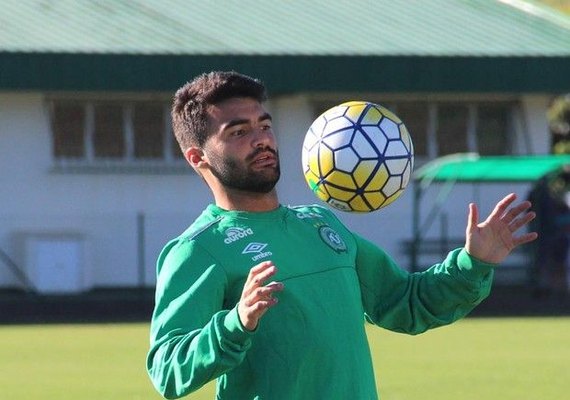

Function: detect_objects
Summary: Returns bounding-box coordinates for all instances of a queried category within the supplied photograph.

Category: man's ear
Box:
[184,147,207,169]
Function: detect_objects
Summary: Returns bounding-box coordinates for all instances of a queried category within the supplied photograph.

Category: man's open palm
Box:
[465,193,538,264]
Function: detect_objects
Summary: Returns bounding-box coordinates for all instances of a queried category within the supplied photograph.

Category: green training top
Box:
[147,204,494,399]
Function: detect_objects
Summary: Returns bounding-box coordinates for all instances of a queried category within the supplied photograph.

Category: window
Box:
[477,104,510,155]
[133,102,165,159]
[94,103,124,158]
[437,104,468,156]
[51,102,85,158]
[48,98,185,173]
[312,99,517,161]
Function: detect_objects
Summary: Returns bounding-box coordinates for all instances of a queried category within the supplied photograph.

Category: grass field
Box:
[0,317,568,399]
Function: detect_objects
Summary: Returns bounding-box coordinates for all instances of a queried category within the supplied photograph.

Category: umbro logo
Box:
[242,242,273,261]
[242,242,267,254]
[223,227,254,244]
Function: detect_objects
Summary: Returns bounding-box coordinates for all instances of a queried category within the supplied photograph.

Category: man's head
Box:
[172,71,280,196]
[172,71,268,150]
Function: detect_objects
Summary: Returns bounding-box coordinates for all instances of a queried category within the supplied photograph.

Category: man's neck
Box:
[214,189,279,212]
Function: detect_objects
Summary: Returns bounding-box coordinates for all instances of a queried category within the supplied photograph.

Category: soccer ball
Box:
[302,101,414,212]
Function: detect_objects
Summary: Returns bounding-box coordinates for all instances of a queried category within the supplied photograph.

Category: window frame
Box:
[46,94,188,174]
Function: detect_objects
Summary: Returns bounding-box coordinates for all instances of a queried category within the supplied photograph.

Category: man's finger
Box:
[243,262,277,295]
[467,203,479,233]
[265,281,284,291]
[502,200,532,224]
[247,261,274,277]
[250,283,284,302]
[509,211,536,233]
[489,193,517,220]
[513,231,538,247]
[252,298,278,314]
[251,265,278,286]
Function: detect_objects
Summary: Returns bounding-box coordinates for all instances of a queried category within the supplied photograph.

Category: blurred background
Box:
[1,0,568,317]
[0,1,569,399]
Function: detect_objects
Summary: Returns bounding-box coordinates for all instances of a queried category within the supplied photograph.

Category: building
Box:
[1,0,569,293]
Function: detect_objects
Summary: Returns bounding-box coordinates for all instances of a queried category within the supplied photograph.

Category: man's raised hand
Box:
[238,261,284,331]
[465,193,538,265]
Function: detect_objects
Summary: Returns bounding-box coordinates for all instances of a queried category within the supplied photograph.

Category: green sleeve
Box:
[354,233,494,335]
[146,239,253,399]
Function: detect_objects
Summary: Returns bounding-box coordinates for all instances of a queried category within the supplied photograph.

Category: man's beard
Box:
[208,147,281,193]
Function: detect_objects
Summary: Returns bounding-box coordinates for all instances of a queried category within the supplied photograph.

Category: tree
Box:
[548,94,570,155]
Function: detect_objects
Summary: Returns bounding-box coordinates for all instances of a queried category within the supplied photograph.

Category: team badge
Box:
[319,226,347,253]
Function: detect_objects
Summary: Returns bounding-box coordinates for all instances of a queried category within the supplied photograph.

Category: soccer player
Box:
[146,71,538,399]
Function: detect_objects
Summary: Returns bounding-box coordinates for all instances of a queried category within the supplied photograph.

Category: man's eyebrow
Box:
[222,113,272,130]
[259,113,272,122]
[222,118,249,130]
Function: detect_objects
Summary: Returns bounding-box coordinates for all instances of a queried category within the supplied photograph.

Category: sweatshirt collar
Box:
[206,204,289,220]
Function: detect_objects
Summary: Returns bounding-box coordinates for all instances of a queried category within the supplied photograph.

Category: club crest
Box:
[319,226,347,253]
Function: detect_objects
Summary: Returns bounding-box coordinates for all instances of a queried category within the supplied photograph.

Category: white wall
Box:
[0,92,553,292]
[519,95,552,154]
[0,93,212,291]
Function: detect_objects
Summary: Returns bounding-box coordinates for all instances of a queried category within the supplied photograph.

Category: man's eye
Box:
[231,129,246,136]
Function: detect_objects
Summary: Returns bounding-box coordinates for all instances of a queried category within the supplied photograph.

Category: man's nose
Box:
[252,127,274,147]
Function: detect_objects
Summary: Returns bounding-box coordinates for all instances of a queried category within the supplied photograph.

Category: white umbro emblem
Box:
[242,242,268,254]
[242,242,273,261]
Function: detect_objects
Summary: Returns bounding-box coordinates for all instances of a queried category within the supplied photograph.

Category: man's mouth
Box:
[252,152,277,166]
[249,148,278,167]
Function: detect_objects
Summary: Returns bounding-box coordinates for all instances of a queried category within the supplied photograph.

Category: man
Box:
[146,71,537,399]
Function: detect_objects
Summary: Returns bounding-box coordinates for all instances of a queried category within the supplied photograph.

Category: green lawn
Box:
[0,318,568,399]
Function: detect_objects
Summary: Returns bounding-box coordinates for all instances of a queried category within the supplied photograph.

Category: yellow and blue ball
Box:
[302,101,414,212]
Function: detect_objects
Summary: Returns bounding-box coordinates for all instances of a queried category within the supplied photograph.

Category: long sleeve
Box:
[354,233,494,335]
[146,239,253,399]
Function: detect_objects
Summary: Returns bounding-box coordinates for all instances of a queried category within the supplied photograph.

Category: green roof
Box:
[2,0,569,56]
[414,153,570,183]
[1,0,569,92]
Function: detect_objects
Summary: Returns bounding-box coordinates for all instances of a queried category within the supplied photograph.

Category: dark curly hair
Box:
[171,71,267,151]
